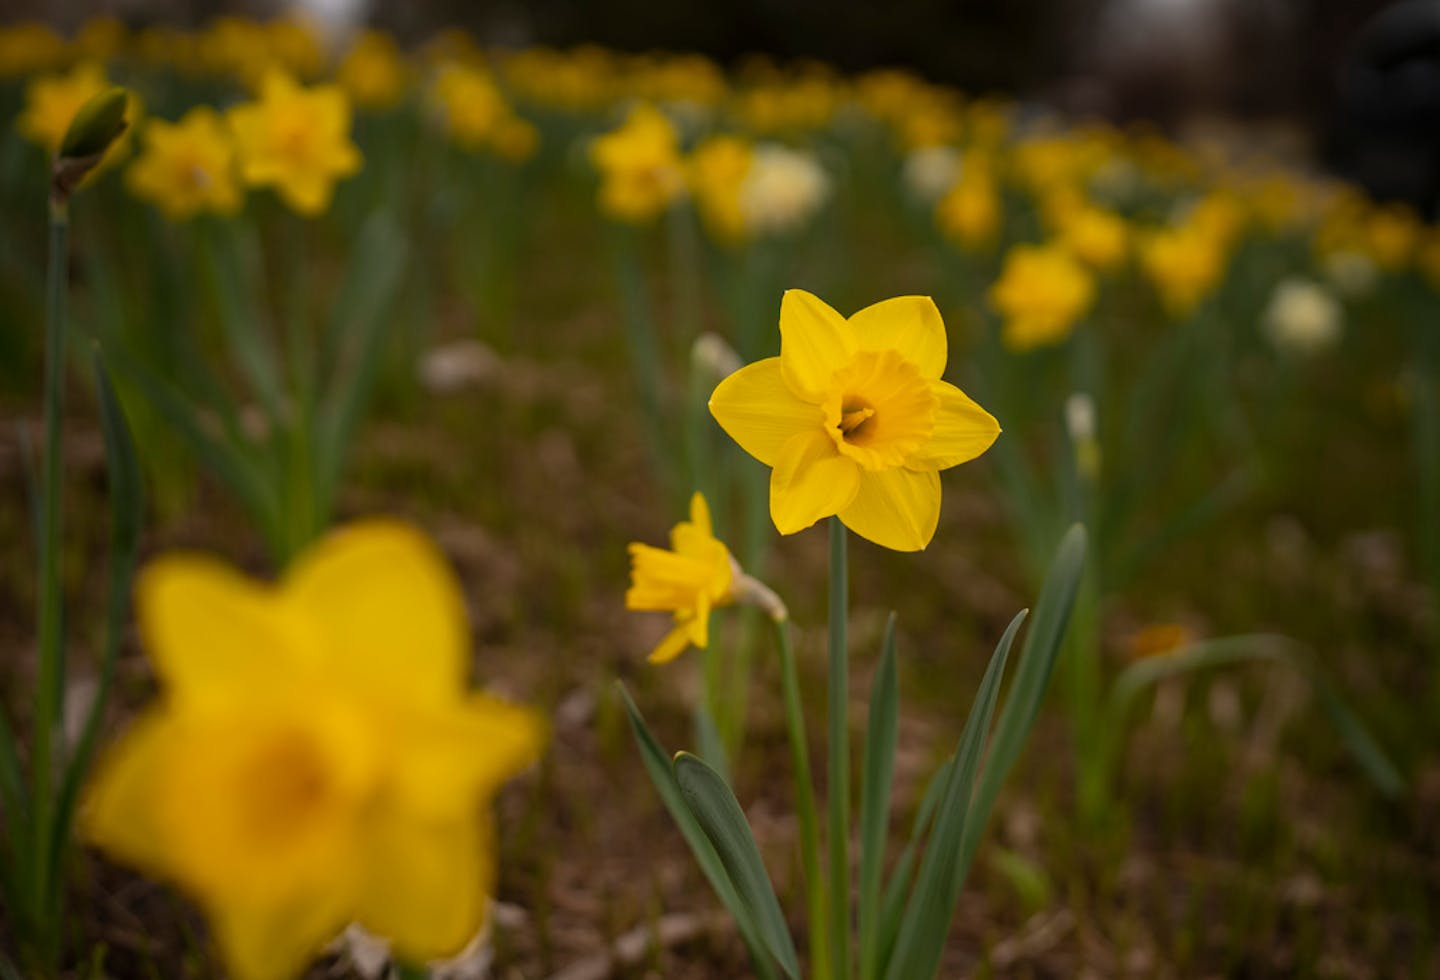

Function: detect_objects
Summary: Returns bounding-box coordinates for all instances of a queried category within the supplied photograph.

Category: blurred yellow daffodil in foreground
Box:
[127,107,243,220]
[227,71,362,215]
[710,290,1000,551]
[83,521,545,980]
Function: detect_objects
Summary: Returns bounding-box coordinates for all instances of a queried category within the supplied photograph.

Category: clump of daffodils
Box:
[988,243,1096,352]
[589,103,687,223]
[429,60,538,162]
[1262,277,1343,355]
[227,70,362,215]
[738,143,831,238]
[84,521,545,980]
[126,107,243,220]
[626,493,785,663]
[709,290,1000,551]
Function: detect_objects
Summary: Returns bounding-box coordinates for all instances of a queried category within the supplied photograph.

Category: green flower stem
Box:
[394,962,429,980]
[773,617,830,980]
[826,517,850,979]
[31,198,70,971]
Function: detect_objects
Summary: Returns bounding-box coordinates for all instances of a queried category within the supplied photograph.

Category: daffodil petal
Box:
[709,356,820,466]
[779,289,855,400]
[846,295,947,379]
[908,380,1001,470]
[839,468,941,552]
[648,621,694,664]
[283,520,468,708]
[688,492,712,536]
[208,890,351,980]
[357,807,491,963]
[137,557,304,705]
[770,429,861,535]
[81,709,174,874]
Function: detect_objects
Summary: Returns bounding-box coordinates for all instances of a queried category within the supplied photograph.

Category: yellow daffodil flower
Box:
[936,159,1000,252]
[428,61,538,161]
[227,71,362,216]
[988,243,1096,351]
[1056,204,1128,273]
[1139,225,1226,319]
[627,493,737,664]
[588,103,686,223]
[126,107,243,220]
[688,134,753,244]
[17,61,115,153]
[336,29,411,111]
[83,521,545,980]
[709,290,1000,551]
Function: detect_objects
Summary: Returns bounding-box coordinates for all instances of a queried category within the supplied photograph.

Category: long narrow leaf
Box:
[315,213,408,517]
[858,614,899,980]
[617,686,778,980]
[199,220,285,422]
[876,755,950,971]
[106,344,280,540]
[675,752,801,979]
[883,608,1027,980]
[958,524,1087,877]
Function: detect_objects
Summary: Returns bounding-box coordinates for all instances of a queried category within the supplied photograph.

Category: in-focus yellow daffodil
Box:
[336,29,410,111]
[126,107,243,220]
[988,243,1096,351]
[83,521,545,980]
[627,493,737,664]
[227,70,362,216]
[710,290,1000,551]
[589,103,686,223]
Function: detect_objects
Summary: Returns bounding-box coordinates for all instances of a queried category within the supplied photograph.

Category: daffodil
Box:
[428,61,537,161]
[1138,225,1226,319]
[688,134,752,244]
[126,107,243,220]
[709,290,1000,551]
[83,521,545,980]
[1056,204,1128,272]
[227,70,362,216]
[626,493,737,664]
[988,243,1096,351]
[935,158,1000,252]
[336,29,410,111]
[588,103,686,223]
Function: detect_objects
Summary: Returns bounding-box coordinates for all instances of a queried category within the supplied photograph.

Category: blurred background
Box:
[12,0,1440,211]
